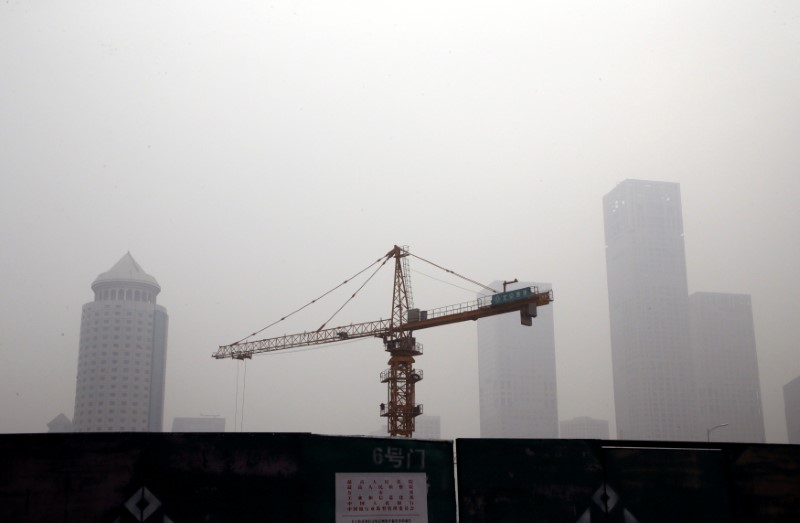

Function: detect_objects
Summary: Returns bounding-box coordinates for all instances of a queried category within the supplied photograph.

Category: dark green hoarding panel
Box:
[0,433,455,522]
[457,439,800,522]
[602,446,731,522]
[727,444,800,522]
[0,432,303,522]
[457,439,603,522]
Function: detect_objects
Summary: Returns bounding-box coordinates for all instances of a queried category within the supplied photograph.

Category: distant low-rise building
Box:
[47,413,73,433]
[367,416,441,439]
[413,415,441,440]
[560,416,610,439]
[369,426,389,437]
[171,416,226,432]
[785,376,800,444]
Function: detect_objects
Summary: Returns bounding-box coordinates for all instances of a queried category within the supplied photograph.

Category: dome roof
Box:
[92,252,160,291]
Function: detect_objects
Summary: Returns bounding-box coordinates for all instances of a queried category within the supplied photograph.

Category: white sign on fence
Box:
[335,472,428,523]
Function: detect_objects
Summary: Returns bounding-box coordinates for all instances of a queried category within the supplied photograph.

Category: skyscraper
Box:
[784,376,800,444]
[72,253,168,432]
[477,281,558,438]
[689,292,765,443]
[603,180,697,441]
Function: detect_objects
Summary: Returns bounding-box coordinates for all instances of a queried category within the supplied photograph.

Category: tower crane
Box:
[213,246,553,437]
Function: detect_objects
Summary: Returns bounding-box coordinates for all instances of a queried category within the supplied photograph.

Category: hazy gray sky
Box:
[1,1,798,441]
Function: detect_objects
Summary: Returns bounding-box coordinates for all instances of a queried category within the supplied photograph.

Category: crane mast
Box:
[213,246,553,437]
[382,246,420,437]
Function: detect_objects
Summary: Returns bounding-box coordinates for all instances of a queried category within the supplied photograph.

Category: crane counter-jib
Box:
[403,288,552,331]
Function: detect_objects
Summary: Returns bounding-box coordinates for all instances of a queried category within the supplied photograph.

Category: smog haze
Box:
[1,1,798,442]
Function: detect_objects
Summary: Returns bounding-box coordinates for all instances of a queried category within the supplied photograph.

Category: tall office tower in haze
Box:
[785,376,800,444]
[603,180,697,441]
[72,253,168,432]
[477,281,558,438]
[689,292,765,442]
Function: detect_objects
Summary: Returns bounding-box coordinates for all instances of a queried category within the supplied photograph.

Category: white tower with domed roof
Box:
[72,253,168,432]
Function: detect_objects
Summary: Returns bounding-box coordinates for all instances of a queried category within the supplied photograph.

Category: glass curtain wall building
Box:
[477,281,558,438]
[689,292,766,443]
[603,180,697,441]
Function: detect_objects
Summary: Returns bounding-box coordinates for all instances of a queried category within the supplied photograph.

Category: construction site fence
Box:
[1,433,798,522]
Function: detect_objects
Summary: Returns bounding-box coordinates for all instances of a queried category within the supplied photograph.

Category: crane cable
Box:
[407,251,498,295]
[231,359,250,432]
[316,253,391,332]
[231,252,392,345]
[240,359,247,432]
[233,360,240,431]
[411,268,485,295]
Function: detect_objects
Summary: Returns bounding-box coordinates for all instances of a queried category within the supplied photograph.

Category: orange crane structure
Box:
[213,246,553,437]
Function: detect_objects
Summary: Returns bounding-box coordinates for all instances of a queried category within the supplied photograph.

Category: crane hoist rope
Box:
[214,245,553,437]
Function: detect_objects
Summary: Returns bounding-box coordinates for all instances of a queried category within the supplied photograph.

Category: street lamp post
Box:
[706,423,729,442]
